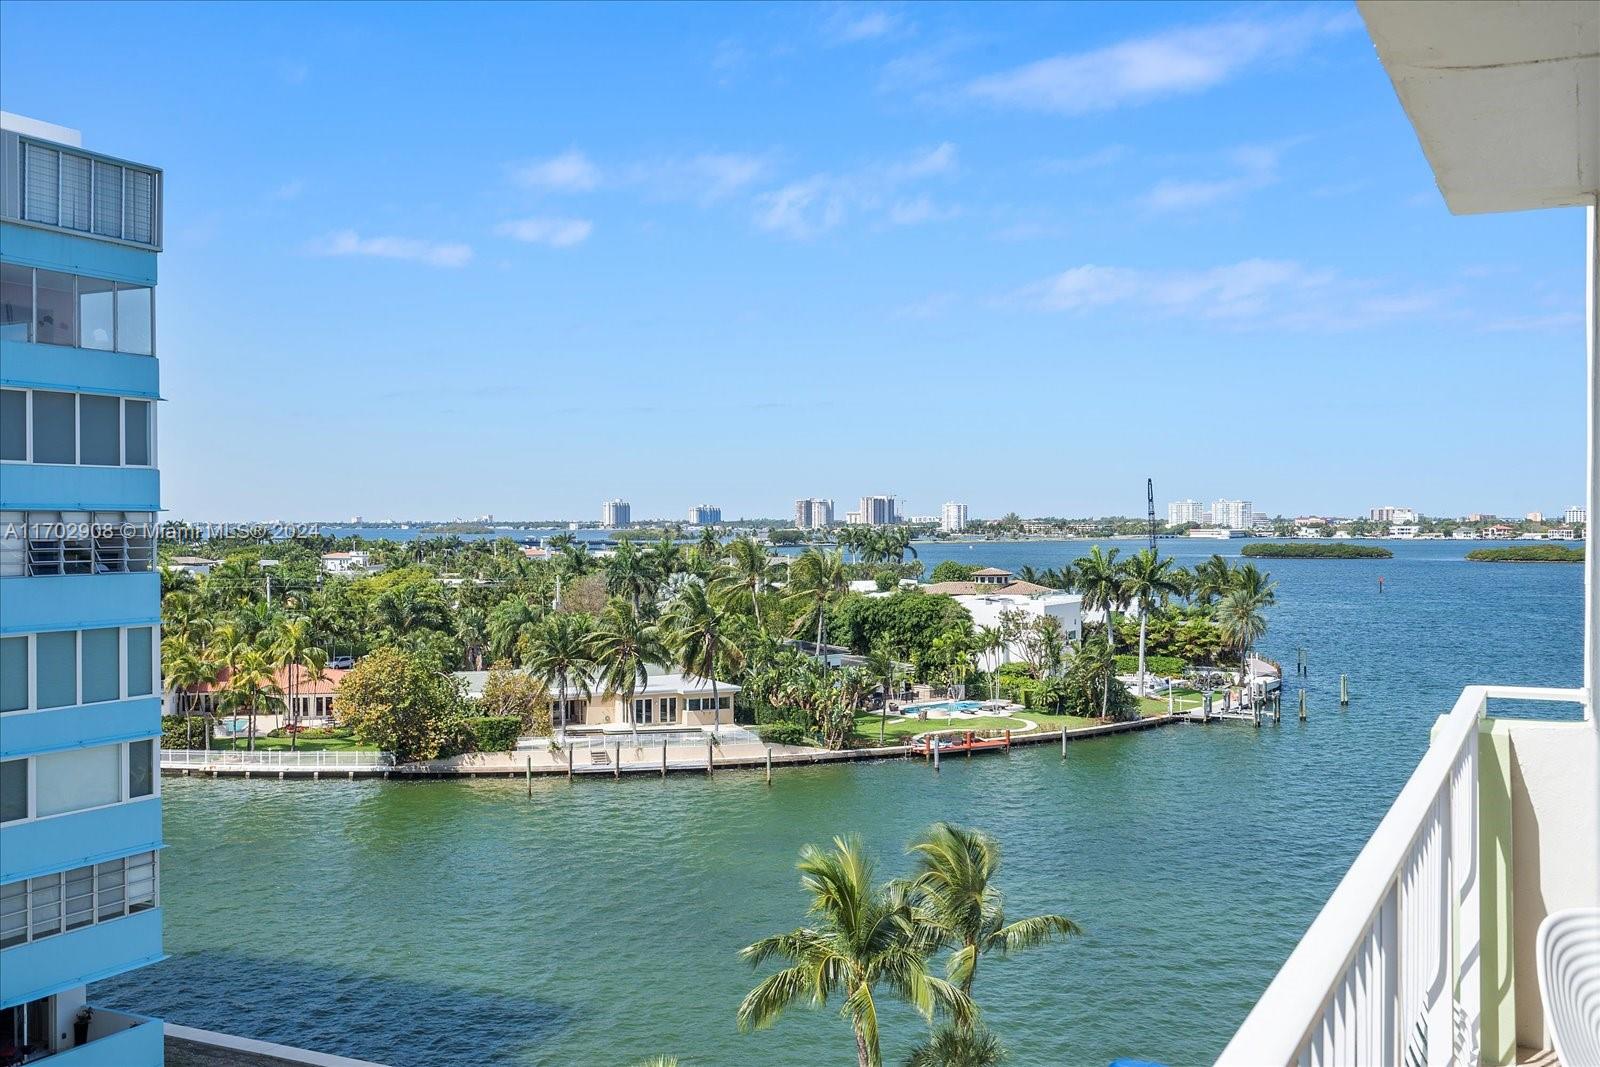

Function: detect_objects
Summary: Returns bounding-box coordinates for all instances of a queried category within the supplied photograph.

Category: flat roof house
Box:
[455,664,740,734]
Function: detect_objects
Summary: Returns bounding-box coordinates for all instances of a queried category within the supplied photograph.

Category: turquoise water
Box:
[96,540,1583,1066]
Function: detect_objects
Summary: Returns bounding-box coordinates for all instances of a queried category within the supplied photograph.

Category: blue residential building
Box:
[0,113,165,1065]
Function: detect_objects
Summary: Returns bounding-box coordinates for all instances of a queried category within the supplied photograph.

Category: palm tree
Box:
[717,536,777,630]
[607,538,658,613]
[973,627,1005,699]
[591,600,669,735]
[221,646,283,751]
[786,548,848,660]
[1122,549,1183,696]
[862,645,905,746]
[1192,554,1234,608]
[522,613,598,731]
[487,597,543,664]
[905,1025,1007,1067]
[1073,546,1127,718]
[455,604,489,670]
[904,823,1081,998]
[161,634,216,750]
[1216,587,1272,696]
[737,835,972,1067]
[666,579,743,729]
[268,617,325,751]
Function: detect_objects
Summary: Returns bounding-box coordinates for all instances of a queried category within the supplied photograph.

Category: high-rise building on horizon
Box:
[688,504,720,525]
[793,498,833,530]
[1210,499,1254,530]
[940,502,968,533]
[1565,504,1587,526]
[1370,505,1418,524]
[1167,499,1204,526]
[858,494,897,526]
[0,114,167,1062]
[602,498,631,527]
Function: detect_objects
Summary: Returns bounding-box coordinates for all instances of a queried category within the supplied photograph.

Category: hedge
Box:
[758,723,813,747]
[463,715,523,753]
[1113,653,1187,677]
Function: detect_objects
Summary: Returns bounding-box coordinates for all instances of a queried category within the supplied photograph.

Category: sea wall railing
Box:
[530,727,763,752]
[1216,684,1583,1066]
[160,748,396,769]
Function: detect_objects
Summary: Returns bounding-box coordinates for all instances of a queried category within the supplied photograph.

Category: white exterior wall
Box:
[956,593,1083,670]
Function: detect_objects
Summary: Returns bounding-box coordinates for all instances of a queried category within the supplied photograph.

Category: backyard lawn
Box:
[204,730,377,753]
[852,714,1030,744]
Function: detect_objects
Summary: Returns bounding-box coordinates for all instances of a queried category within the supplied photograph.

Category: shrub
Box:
[160,715,207,750]
[759,723,813,747]
[336,647,469,762]
[1114,653,1186,677]
[463,716,523,753]
[478,665,552,736]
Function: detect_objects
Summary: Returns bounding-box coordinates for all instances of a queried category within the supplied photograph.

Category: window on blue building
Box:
[33,270,75,347]
[0,389,24,460]
[78,275,115,350]
[81,627,120,703]
[0,264,29,341]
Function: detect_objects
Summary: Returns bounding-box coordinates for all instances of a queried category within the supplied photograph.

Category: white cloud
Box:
[494,217,593,248]
[825,7,903,43]
[968,9,1358,114]
[1013,258,1436,330]
[1140,144,1282,211]
[754,143,959,239]
[309,230,473,268]
[514,150,601,192]
[629,152,773,204]
[268,179,306,202]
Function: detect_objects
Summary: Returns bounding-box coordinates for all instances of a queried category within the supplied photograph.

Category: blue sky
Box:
[0,1,1587,522]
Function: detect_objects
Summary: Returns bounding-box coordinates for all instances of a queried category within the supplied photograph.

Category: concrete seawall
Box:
[161,715,1184,781]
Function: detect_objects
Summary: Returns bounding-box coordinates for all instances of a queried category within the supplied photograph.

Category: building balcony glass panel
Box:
[38,1008,162,1067]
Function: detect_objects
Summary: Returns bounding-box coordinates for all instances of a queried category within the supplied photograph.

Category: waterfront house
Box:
[1219,6,1600,1065]
[972,566,1014,587]
[919,581,1084,670]
[165,555,220,577]
[0,114,166,1064]
[319,550,371,575]
[454,664,739,732]
[1484,523,1516,539]
[170,664,352,727]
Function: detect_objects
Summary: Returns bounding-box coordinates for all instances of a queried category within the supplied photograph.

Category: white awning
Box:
[1359,0,1598,214]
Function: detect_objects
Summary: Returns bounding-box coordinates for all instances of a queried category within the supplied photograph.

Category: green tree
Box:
[592,600,669,733]
[737,836,972,1067]
[336,647,466,762]
[1122,549,1184,696]
[787,548,849,656]
[478,663,552,736]
[717,536,780,630]
[1073,547,1128,718]
[667,579,744,729]
[904,823,1080,997]
[929,561,978,583]
[905,1025,1007,1067]
[522,613,598,731]
[487,597,543,664]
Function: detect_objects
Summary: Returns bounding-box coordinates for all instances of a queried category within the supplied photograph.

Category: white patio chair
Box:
[1536,906,1600,1067]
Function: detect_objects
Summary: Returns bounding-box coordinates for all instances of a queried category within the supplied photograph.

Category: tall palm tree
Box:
[862,645,905,746]
[161,634,216,750]
[666,579,743,729]
[1216,587,1272,694]
[221,646,283,751]
[904,823,1081,998]
[523,613,598,730]
[1073,547,1127,718]
[487,597,543,664]
[592,600,669,734]
[1192,554,1234,608]
[268,616,325,750]
[738,835,972,1067]
[1122,549,1184,695]
[717,536,777,630]
[607,538,658,614]
[786,548,848,660]
[974,626,1005,699]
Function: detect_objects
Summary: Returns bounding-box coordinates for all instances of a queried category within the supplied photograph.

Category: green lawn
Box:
[205,731,377,753]
[852,714,1030,744]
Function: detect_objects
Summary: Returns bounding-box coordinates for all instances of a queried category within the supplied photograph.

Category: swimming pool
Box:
[907,700,985,715]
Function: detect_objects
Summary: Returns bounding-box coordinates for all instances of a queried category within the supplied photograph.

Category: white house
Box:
[320,550,372,575]
[166,555,220,577]
[454,663,740,733]
[933,583,1084,672]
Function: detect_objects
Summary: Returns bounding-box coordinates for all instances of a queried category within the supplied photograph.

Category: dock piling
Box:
[932,741,940,772]
[661,743,667,778]
[567,745,573,779]
[526,757,532,797]
[765,747,773,786]
[706,737,714,776]
[1340,674,1349,706]
[1060,728,1067,758]
[1299,688,1308,722]
[613,742,621,780]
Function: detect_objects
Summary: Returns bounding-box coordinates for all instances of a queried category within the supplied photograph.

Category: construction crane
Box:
[1147,478,1157,552]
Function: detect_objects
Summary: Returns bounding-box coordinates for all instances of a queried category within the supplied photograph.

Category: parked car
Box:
[329,655,355,670]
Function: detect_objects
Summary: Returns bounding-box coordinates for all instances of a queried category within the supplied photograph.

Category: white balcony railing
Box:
[159,748,395,769]
[1218,684,1584,1067]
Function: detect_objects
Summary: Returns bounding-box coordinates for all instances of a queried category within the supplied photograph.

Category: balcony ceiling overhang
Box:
[1358,0,1599,215]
